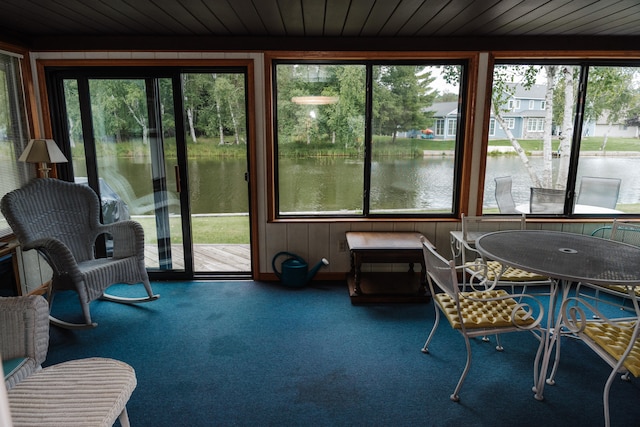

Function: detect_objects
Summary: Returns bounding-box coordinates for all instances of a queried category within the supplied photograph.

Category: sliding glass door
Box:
[46,67,252,278]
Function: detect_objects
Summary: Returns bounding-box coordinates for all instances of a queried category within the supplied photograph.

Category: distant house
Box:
[592,110,638,138]
[412,83,640,141]
[426,102,459,139]
[423,84,601,140]
[489,84,548,140]
[399,101,458,140]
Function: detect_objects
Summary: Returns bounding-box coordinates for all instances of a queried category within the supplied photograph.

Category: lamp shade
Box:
[18,139,68,164]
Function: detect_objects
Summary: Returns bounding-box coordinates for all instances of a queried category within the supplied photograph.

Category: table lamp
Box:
[18,139,68,178]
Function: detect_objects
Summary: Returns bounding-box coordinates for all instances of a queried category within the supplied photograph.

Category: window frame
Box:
[267,53,476,221]
[526,118,544,132]
[447,118,458,137]
[504,118,515,130]
[482,55,640,217]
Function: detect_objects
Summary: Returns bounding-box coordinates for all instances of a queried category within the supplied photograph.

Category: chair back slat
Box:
[494,176,517,214]
[576,176,621,210]
[1,179,101,262]
[422,241,459,299]
[461,214,525,243]
[610,219,640,247]
[530,187,565,214]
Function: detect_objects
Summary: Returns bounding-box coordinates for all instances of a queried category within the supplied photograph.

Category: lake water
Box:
[96,155,640,213]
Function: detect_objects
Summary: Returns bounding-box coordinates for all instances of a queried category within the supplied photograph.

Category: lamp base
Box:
[38,163,51,178]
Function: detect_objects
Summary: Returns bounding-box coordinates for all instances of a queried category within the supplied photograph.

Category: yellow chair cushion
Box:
[600,284,640,297]
[434,289,535,329]
[583,321,640,377]
[466,260,548,282]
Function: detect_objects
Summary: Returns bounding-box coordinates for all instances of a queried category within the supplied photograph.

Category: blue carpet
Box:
[44,281,640,427]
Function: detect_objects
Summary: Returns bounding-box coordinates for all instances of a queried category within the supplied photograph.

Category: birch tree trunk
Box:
[600,123,613,151]
[555,67,574,190]
[216,99,224,145]
[68,117,76,147]
[493,108,541,187]
[228,99,240,145]
[540,66,556,188]
[125,102,148,145]
[187,107,197,143]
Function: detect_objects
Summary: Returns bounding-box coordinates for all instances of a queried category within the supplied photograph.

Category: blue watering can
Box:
[272,252,329,288]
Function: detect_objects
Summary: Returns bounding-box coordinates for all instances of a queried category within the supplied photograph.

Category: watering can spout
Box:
[307,258,329,283]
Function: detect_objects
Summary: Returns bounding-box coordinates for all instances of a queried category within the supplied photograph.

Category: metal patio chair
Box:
[459,214,551,291]
[494,176,518,214]
[420,240,546,402]
[530,187,565,214]
[576,176,621,210]
[577,220,640,313]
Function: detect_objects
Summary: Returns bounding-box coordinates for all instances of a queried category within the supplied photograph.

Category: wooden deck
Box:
[145,244,251,272]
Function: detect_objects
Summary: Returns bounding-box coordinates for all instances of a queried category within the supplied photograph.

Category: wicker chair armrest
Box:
[23,238,82,278]
[101,220,145,260]
[0,295,49,365]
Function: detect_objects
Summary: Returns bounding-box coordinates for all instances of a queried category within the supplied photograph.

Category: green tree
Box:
[328,65,366,149]
[223,73,247,145]
[62,80,82,147]
[89,79,148,144]
[584,67,636,151]
[373,65,433,143]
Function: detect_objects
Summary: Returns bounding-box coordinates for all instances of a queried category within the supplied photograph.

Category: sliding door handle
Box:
[174,165,181,193]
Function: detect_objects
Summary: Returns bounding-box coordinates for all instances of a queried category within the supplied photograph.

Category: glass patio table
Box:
[475,229,640,401]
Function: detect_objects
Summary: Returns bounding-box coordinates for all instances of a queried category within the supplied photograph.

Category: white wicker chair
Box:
[1,295,49,390]
[1,295,137,426]
[0,178,159,329]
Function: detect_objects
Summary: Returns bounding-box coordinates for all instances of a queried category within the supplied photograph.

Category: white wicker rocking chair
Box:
[0,178,159,329]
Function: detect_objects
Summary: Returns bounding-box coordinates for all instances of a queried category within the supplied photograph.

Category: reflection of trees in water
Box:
[112,157,248,215]
[281,157,455,212]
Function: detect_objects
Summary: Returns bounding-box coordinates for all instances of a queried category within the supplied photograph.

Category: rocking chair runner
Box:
[0,178,159,329]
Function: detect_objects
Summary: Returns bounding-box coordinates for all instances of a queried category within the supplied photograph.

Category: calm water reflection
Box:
[96,155,640,213]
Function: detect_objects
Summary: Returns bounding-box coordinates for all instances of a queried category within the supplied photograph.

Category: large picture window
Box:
[273,61,466,217]
[483,61,640,216]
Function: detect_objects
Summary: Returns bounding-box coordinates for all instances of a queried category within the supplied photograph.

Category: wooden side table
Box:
[345,231,430,303]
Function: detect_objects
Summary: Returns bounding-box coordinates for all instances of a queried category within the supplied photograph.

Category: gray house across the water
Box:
[422,84,603,140]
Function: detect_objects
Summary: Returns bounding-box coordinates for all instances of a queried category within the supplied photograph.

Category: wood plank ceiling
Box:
[1,0,640,50]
